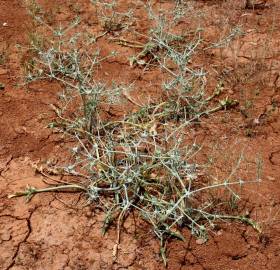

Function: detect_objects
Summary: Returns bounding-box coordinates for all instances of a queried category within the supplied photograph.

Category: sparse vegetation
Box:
[9,0,264,266]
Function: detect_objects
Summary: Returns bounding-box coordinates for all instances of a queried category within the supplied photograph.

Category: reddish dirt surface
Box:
[0,0,280,269]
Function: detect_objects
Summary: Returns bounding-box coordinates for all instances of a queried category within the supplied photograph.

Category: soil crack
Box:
[5,207,37,270]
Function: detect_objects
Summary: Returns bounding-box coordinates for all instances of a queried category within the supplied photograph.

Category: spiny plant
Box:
[10,1,262,266]
[91,0,135,33]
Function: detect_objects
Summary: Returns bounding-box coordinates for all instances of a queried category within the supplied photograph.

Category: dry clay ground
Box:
[0,0,280,269]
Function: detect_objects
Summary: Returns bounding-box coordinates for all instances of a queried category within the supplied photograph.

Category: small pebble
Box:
[1,232,11,241]
[267,176,275,181]
[196,238,207,245]
[85,210,93,218]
